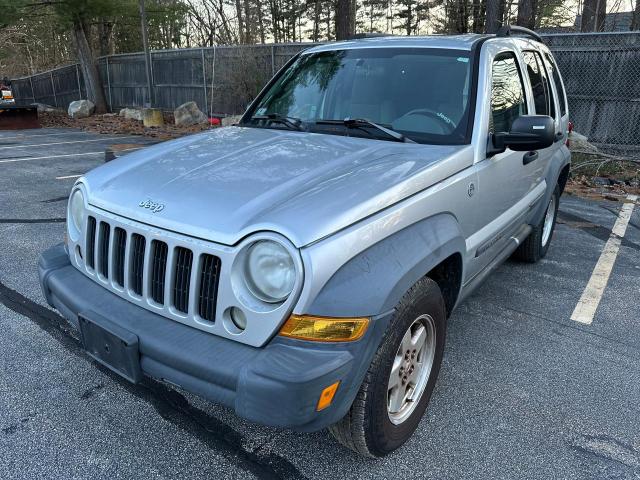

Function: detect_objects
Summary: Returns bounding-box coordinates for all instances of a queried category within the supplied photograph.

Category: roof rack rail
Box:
[347,33,393,40]
[495,25,543,43]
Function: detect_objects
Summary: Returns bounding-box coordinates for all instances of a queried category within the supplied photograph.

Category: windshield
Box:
[243,48,473,144]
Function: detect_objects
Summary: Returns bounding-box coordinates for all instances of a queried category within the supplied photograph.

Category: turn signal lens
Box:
[279,315,369,342]
[317,381,340,411]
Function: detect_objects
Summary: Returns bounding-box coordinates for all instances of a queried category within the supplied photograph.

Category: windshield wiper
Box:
[316,118,414,143]
[250,113,304,131]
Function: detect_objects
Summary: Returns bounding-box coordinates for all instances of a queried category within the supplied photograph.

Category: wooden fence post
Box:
[105,57,112,112]
[271,45,276,76]
[50,71,57,107]
[75,64,82,100]
[201,48,208,117]
[29,76,35,104]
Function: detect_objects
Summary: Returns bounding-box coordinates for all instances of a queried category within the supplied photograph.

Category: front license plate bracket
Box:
[78,311,142,383]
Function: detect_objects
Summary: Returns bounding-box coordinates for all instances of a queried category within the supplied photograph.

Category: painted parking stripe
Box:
[56,174,83,180]
[571,194,638,325]
[0,152,104,164]
[0,137,125,150]
[0,131,83,140]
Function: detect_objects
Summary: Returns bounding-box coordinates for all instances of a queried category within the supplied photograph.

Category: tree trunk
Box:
[97,18,113,57]
[335,0,356,39]
[472,0,483,32]
[72,20,107,113]
[255,0,266,42]
[485,0,504,32]
[516,0,535,28]
[243,0,253,43]
[581,0,606,31]
[235,0,245,43]
[457,0,468,32]
[313,0,321,40]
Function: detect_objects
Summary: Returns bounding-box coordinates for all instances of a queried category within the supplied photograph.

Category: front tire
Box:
[328,277,447,457]
[512,184,560,263]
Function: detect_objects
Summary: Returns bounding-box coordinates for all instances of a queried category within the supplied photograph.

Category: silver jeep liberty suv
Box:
[39,26,570,457]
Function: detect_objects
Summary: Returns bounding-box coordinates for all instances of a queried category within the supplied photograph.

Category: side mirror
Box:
[488,115,555,156]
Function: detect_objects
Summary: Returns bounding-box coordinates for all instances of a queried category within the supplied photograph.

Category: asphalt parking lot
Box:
[1,127,639,480]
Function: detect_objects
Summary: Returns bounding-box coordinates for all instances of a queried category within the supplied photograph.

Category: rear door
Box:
[541,50,570,143]
[521,49,556,187]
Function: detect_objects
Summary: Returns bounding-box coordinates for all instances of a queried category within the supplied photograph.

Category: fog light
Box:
[279,315,369,342]
[230,307,247,330]
[317,381,340,411]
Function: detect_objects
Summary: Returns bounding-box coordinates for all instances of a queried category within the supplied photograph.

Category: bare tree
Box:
[516,0,536,28]
[581,0,606,31]
[336,0,356,39]
[631,0,640,29]
[485,0,505,32]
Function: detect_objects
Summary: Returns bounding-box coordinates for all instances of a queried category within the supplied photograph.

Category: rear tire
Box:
[512,185,560,263]
[328,277,447,457]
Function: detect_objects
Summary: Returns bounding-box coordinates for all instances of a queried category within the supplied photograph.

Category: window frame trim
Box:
[521,49,556,119]
[488,49,530,135]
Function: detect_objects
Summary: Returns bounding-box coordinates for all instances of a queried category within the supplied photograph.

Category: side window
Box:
[543,52,567,116]
[490,52,527,133]
[522,51,555,117]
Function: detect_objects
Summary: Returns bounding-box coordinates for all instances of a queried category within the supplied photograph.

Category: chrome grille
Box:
[81,217,221,319]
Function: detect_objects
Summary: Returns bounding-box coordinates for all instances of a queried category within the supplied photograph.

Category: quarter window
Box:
[523,51,555,117]
[543,52,567,116]
[490,52,527,133]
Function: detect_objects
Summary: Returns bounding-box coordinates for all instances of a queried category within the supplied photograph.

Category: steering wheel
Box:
[394,108,456,134]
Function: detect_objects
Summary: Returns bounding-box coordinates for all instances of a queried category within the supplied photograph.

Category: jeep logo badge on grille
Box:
[139,199,165,213]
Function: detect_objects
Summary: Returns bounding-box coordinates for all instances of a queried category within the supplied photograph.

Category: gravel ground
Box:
[1,128,639,480]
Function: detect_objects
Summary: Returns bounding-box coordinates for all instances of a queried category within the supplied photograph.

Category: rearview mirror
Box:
[488,115,554,156]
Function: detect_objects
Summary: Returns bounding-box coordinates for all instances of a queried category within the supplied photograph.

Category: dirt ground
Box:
[39,110,215,140]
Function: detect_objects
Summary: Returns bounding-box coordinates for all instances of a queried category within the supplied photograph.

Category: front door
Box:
[466,50,544,281]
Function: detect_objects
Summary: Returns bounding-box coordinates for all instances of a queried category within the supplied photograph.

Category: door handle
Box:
[523,151,538,165]
[554,131,564,142]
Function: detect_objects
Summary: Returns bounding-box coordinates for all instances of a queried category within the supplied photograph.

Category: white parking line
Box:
[0,131,83,140]
[0,152,103,164]
[571,194,638,325]
[56,174,83,180]
[0,137,125,150]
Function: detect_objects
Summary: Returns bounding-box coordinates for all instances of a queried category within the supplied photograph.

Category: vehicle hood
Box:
[83,127,469,247]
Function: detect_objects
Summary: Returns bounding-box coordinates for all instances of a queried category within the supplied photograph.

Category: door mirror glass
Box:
[488,115,554,155]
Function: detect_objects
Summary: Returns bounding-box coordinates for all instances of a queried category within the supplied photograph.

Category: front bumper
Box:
[38,243,390,432]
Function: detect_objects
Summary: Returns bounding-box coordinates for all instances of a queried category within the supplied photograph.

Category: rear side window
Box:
[543,52,567,116]
[523,51,555,118]
[490,52,527,133]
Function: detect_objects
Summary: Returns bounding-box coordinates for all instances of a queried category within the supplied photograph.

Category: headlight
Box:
[244,240,296,303]
[69,189,84,233]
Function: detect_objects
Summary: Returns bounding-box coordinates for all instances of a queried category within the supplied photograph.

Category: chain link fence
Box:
[10,33,640,156]
[543,32,640,157]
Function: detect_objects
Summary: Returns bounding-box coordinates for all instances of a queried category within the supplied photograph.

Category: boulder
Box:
[174,101,207,126]
[32,102,55,113]
[569,130,597,153]
[119,108,144,121]
[143,108,164,127]
[68,99,95,119]
[221,115,242,127]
